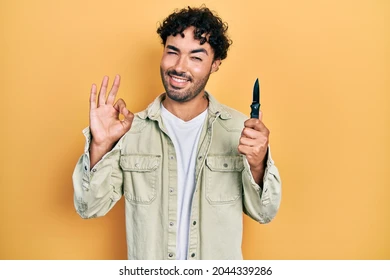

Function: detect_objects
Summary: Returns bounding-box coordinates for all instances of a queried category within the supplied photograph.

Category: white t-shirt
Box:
[161,104,207,260]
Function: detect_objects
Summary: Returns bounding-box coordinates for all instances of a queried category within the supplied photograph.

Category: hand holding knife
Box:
[238,77,268,185]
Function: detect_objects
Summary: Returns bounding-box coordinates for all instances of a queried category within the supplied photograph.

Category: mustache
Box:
[167,70,192,82]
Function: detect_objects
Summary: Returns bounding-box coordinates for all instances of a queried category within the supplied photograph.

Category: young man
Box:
[72,6,281,260]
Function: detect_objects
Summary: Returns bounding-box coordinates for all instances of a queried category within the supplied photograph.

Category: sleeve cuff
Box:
[243,146,276,191]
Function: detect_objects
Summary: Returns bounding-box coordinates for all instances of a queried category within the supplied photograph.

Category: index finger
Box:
[244,117,267,132]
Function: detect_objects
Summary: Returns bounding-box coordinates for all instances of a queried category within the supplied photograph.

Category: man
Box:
[72,6,281,260]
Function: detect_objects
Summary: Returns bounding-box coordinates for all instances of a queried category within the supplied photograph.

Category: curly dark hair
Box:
[156,6,232,61]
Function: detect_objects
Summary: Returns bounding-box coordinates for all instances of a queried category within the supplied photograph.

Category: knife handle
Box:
[250,103,260,119]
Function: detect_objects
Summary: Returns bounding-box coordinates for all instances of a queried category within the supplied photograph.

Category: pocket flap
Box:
[120,154,160,172]
[205,155,244,172]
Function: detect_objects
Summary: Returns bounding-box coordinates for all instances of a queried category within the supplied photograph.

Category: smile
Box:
[168,74,191,88]
[171,76,188,83]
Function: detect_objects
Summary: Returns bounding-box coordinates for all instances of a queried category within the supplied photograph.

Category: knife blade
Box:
[250,78,260,119]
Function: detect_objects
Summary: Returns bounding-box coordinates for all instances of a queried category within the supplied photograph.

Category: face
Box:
[160,26,221,103]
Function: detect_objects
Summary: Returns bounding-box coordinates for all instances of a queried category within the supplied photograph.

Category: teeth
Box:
[172,76,188,83]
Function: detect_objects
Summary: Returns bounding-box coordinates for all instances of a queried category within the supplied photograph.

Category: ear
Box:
[210,59,221,74]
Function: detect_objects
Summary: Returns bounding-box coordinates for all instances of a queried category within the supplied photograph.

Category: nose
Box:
[174,55,188,74]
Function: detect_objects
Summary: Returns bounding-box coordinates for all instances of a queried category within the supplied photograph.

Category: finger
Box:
[237,144,252,156]
[106,74,121,105]
[238,144,268,161]
[90,84,97,110]
[98,76,109,107]
[243,126,270,139]
[241,127,262,139]
[244,118,268,133]
[113,98,126,113]
[244,118,264,128]
[239,136,257,147]
[114,99,134,129]
[121,107,134,127]
[259,111,263,121]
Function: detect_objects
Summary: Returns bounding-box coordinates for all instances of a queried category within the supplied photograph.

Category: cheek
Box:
[160,59,168,72]
[160,55,173,71]
[191,59,214,77]
[190,64,209,77]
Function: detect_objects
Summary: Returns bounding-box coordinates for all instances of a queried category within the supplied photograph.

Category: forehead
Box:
[165,27,213,54]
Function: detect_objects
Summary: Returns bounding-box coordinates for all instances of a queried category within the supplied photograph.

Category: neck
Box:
[162,92,208,121]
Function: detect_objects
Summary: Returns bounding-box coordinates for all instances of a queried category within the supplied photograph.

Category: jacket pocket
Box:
[120,154,161,204]
[205,155,244,204]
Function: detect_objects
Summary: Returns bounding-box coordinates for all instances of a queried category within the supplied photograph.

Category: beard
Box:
[160,67,211,103]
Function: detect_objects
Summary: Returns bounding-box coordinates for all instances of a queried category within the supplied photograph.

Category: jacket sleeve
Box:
[242,146,282,223]
[72,127,124,219]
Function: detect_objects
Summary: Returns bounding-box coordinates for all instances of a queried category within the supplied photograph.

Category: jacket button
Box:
[168,253,173,258]
[191,253,195,258]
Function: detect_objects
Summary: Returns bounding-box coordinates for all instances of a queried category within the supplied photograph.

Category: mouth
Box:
[168,73,191,88]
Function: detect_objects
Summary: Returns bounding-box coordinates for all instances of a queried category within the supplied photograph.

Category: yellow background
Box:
[1,0,388,259]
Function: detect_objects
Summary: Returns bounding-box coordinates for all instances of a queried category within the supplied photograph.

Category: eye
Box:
[192,57,202,61]
[167,51,178,55]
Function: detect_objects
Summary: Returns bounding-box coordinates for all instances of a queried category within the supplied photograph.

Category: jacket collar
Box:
[137,92,232,120]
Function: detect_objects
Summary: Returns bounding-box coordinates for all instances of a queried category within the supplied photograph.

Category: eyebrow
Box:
[166,45,209,56]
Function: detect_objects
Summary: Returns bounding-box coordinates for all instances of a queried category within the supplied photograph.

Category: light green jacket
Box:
[72,93,282,260]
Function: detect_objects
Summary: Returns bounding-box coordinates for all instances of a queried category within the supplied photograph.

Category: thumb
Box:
[259,111,263,121]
